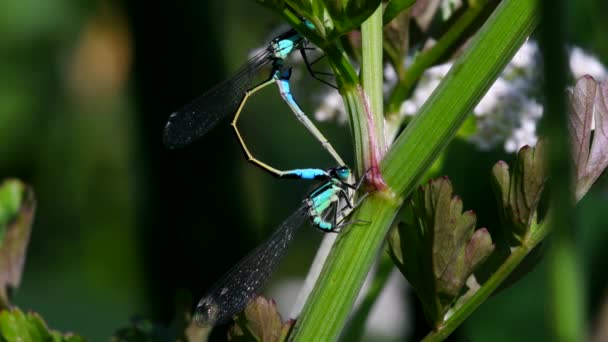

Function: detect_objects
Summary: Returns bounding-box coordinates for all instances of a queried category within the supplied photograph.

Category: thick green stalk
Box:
[292,194,401,340]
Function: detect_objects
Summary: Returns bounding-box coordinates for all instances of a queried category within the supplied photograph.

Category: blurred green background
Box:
[0,0,607,340]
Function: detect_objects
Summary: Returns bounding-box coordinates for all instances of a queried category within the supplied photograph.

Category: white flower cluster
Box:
[470,41,543,151]
[314,40,608,153]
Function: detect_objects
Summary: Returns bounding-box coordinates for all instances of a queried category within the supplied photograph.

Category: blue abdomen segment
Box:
[282,168,329,180]
[278,79,293,100]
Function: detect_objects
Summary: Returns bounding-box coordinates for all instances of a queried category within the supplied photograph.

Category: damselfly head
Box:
[330,166,351,182]
[303,19,315,30]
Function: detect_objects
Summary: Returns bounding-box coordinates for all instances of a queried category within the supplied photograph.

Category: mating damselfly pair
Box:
[163,17,367,327]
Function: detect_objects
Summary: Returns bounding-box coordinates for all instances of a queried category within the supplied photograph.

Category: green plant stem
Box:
[340,88,368,174]
[292,8,393,340]
[547,238,585,341]
[538,0,586,340]
[290,0,538,339]
[361,4,386,154]
[385,0,489,118]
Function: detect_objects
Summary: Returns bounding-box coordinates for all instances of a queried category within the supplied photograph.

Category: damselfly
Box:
[194,166,366,326]
[163,20,345,178]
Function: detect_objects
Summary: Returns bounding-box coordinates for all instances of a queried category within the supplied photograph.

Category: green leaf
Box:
[491,142,547,246]
[0,179,35,308]
[0,308,85,342]
[382,0,416,24]
[229,296,294,342]
[389,177,494,326]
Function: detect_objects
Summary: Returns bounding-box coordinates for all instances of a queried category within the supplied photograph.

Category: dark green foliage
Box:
[260,0,383,42]
[0,308,85,342]
[382,0,416,25]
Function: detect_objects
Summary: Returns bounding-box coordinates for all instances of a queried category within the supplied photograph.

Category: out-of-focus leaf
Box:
[112,291,209,342]
[229,296,294,342]
[0,308,85,342]
[388,177,494,326]
[440,0,464,20]
[328,0,383,36]
[281,0,381,41]
[255,0,286,11]
[383,6,410,75]
[112,317,174,342]
[0,179,35,308]
[383,0,416,24]
[491,143,546,246]
[410,0,440,31]
[0,180,24,241]
[567,75,608,201]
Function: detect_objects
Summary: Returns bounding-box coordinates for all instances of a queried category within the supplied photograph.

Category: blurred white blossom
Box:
[441,0,464,20]
[272,269,409,340]
[314,39,608,153]
[314,91,347,124]
[400,40,544,152]
[570,47,607,80]
[363,269,409,339]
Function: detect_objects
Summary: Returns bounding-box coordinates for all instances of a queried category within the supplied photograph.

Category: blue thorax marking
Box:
[314,193,336,213]
[274,39,297,59]
[271,19,314,60]
[311,187,335,208]
[309,181,332,198]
